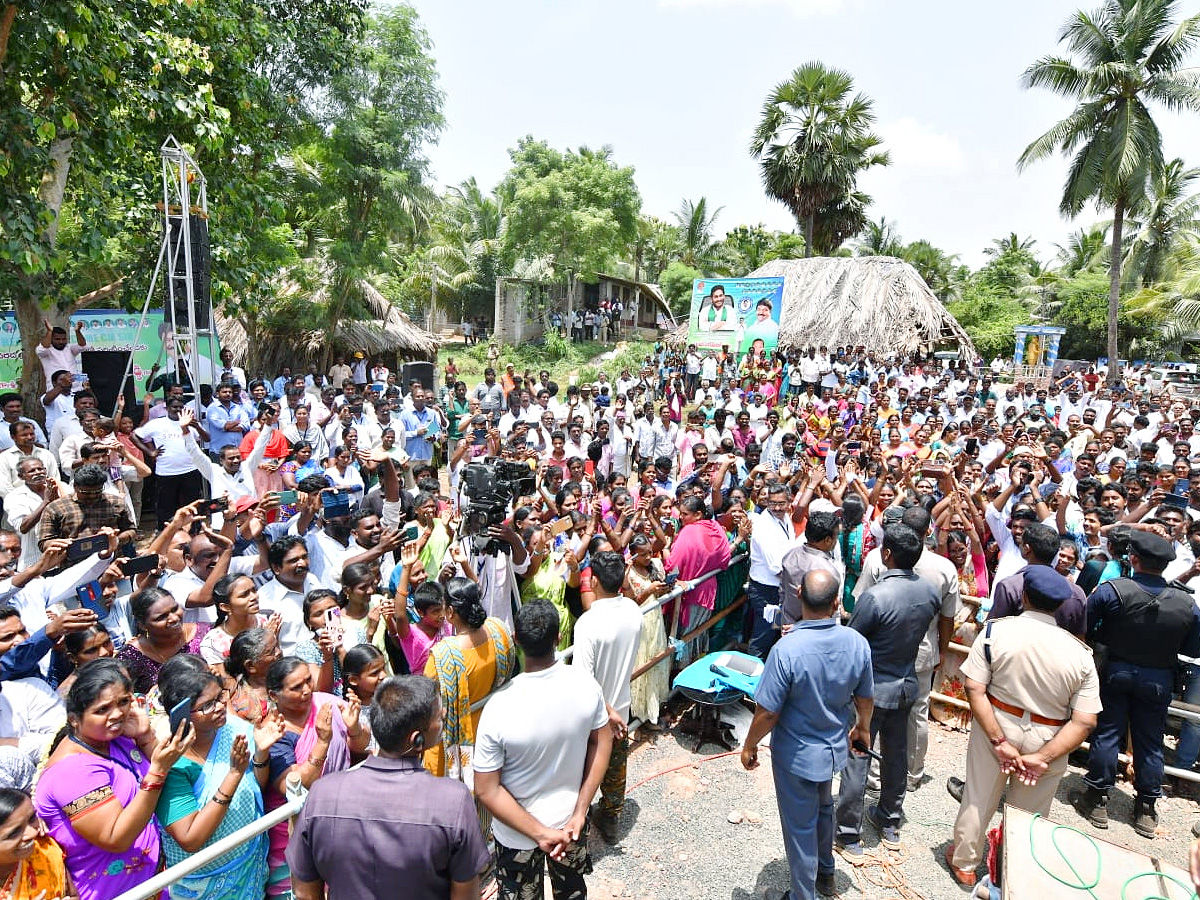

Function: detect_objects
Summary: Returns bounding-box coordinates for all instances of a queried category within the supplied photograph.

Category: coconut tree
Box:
[855,216,903,257]
[673,197,724,269]
[1018,0,1200,379]
[750,61,889,256]
[1123,158,1200,287]
[1053,226,1110,277]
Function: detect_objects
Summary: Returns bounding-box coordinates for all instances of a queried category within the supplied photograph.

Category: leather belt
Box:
[987,693,1067,728]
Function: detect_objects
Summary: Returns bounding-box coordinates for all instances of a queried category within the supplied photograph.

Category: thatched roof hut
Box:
[218,279,440,372]
[669,256,976,359]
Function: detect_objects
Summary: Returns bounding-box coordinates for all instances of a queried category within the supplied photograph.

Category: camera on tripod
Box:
[460,460,537,555]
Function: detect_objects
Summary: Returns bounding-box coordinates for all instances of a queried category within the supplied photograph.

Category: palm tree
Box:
[985,233,1038,259]
[1123,158,1200,287]
[1053,226,1110,277]
[1018,0,1200,379]
[855,216,903,257]
[673,197,724,269]
[750,61,889,256]
[902,239,962,302]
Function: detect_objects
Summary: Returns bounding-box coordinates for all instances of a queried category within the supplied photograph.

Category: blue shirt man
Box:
[742,569,873,900]
[399,390,439,463]
[205,384,250,455]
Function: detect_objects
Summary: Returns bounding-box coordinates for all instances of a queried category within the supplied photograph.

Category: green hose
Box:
[1026,812,1198,900]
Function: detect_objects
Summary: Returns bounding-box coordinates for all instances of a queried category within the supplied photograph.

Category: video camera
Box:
[460,459,537,555]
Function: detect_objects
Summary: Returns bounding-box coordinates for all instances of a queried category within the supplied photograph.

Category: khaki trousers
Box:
[950,710,1066,870]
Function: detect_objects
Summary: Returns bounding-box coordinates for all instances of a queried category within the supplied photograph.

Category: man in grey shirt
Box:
[288,675,489,900]
[779,511,843,627]
[473,368,505,417]
[835,524,941,859]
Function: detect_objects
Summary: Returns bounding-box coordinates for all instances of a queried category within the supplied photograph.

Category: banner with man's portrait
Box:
[687,277,785,355]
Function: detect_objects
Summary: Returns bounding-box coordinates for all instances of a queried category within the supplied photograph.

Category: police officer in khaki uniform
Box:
[945,565,1101,888]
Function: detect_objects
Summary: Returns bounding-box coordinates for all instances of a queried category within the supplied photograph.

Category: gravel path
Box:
[584,705,1200,900]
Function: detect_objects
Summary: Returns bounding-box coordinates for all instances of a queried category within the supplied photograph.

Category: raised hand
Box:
[229,733,251,773]
[340,694,361,731]
[254,710,286,755]
[314,703,334,743]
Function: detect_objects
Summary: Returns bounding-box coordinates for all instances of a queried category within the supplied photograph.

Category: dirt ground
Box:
[583,703,1200,900]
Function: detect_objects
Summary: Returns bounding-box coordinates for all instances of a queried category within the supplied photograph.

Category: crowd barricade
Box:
[117,553,751,900]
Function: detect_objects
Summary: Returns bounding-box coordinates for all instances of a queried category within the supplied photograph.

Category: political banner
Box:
[687,277,785,355]
[0,310,220,390]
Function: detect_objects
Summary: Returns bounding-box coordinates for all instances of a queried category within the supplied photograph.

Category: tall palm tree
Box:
[1123,158,1200,287]
[673,197,724,269]
[750,61,889,256]
[1018,0,1200,379]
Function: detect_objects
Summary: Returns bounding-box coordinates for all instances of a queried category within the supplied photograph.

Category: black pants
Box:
[155,470,205,527]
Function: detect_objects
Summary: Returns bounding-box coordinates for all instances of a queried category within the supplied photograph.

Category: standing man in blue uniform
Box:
[741,569,873,899]
[1072,529,1200,838]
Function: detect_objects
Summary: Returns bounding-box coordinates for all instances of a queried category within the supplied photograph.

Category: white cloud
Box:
[659,0,848,18]
[878,117,966,172]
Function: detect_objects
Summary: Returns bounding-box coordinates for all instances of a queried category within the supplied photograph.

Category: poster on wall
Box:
[0,310,220,390]
[687,277,786,355]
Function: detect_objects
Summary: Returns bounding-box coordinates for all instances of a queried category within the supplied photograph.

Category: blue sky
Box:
[410,0,1200,268]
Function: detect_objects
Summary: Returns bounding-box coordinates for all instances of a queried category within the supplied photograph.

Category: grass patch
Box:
[441,337,655,390]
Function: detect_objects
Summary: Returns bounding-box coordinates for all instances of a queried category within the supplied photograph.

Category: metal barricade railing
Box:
[113,798,303,900]
[123,552,752,897]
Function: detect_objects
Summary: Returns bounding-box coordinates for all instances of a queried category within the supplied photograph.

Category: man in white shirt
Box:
[0,423,61,499]
[4,458,67,571]
[35,319,86,382]
[215,348,247,392]
[572,550,644,843]
[0,395,46,453]
[747,483,798,659]
[40,373,77,448]
[649,408,678,464]
[257,536,320,654]
[135,396,209,526]
[163,528,268,627]
[475,599,612,894]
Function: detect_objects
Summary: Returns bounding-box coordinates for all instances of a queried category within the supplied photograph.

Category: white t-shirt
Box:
[134,417,195,476]
[474,662,608,851]
[162,556,259,626]
[573,595,644,722]
[0,677,65,759]
[35,343,83,380]
[41,394,73,438]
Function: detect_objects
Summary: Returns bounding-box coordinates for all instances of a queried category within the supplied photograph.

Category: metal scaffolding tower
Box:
[116,137,211,414]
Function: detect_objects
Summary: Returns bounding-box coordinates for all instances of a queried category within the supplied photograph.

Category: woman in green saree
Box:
[155,655,285,900]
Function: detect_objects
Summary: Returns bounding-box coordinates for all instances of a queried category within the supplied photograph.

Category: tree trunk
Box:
[17,136,76,419]
[0,4,16,67]
[38,137,73,247]
[804,214,814,258]
[1106,197,1124,385]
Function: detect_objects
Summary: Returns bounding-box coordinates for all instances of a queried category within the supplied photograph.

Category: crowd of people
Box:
[2,326,1200,899]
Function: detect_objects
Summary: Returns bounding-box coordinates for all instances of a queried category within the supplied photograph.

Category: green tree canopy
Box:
[498,138,641,281]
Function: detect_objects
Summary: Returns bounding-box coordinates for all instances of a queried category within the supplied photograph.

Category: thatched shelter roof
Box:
[668,256,976,359]
[218,278,440,370]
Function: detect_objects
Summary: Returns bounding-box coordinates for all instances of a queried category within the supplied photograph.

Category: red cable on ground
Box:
[626,747,757,793]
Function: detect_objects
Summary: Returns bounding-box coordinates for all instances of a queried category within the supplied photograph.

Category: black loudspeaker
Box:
[401,361,434,392]
[167,215,212,330]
